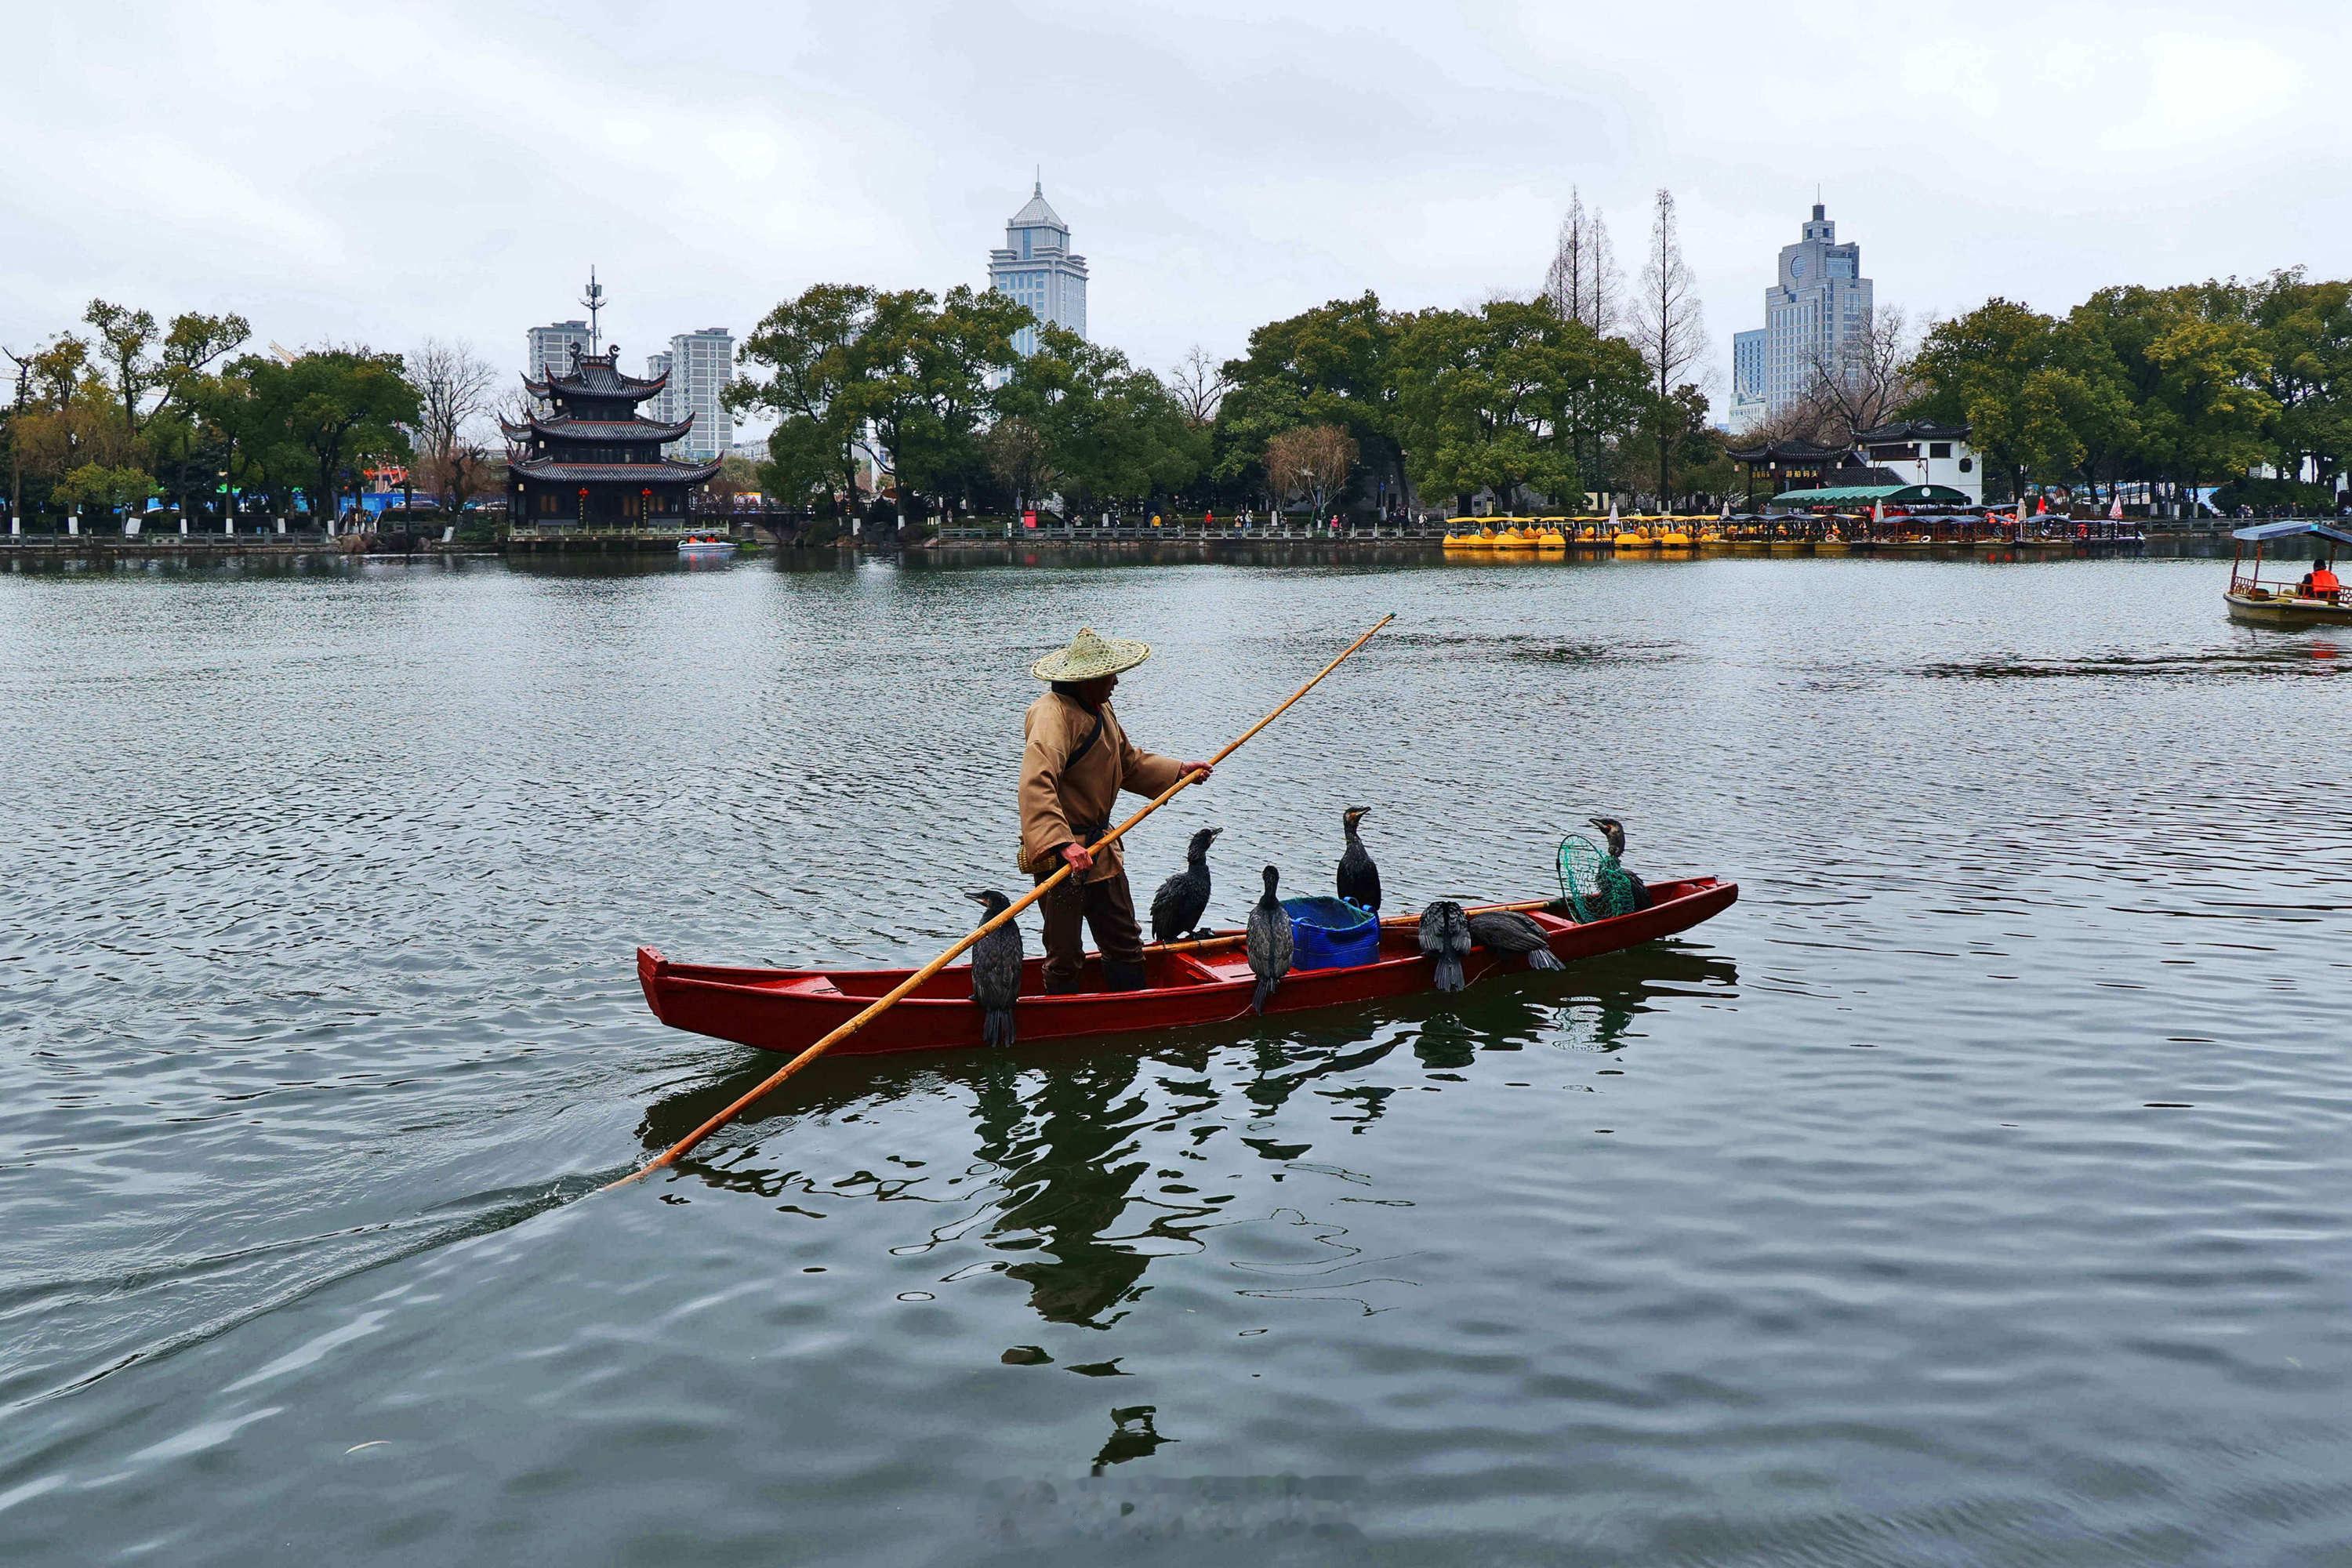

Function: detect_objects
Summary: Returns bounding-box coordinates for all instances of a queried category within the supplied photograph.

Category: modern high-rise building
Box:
[1737,201,1873,422]
[1729,328,1767,435]
[653,329,733,462]
[987,178,1088,356]
[644,350,675,424]
[525,319,592,382]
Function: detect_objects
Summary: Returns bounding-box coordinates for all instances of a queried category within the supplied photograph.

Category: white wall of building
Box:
[526,320,590,379]
[662,329,733,462]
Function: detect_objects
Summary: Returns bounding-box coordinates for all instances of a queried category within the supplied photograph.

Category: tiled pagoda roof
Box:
[1726,437,1848,463]
[501,414,696,445]
[509,456,724,485]
[1856,419,1971,442]
[522,351,669,404]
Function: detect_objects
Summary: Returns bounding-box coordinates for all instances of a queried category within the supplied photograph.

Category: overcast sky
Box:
[5,0,2344,424]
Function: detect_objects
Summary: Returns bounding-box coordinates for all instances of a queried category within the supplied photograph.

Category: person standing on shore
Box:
[1020,629,1215,993]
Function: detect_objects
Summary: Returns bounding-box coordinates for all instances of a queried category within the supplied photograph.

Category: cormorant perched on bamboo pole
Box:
[1149,826,1222,943]
[1335,805,1381,913]
[1246,866,1293,1014]
[965,890,1024,1048]
[1418,899,1472,992]
[1466,909,1563,971]
[1587,816,1652,910]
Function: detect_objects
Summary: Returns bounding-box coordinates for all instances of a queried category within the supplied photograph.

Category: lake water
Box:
[2,550,2346,1566]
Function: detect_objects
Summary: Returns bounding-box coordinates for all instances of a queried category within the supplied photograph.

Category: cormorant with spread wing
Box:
[1149,826,1222,943]
[965,890,1024,1048]
[1466,909,1564,971]
[1418,899,1472,992]
[1246,866,1294,1014]
[1336,805,1381,913]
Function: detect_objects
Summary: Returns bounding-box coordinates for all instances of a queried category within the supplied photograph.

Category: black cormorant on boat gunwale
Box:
[1587,816,1652,911]
[1418,899,1472,992]
[1246,866,1294,1014]
[1466,909,1563,971]
[966,890,1023,1048]
[1336,805,1382,913]
[1149,826,1223,943]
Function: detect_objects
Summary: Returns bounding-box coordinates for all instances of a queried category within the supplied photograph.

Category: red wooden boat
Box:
[637,876,1737,1058]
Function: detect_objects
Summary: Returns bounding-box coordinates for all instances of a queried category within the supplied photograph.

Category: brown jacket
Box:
[1019,691,1184,883]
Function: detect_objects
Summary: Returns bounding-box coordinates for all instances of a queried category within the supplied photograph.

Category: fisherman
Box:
[1022,628,1215,993]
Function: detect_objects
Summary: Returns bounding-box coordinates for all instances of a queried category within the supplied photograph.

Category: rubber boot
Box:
[1102,959,1149,993]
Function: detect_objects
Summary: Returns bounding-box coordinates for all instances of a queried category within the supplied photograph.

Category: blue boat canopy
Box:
[2232,520,2352,546]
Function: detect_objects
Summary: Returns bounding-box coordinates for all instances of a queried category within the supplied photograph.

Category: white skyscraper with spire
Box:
[987,175,1088,357]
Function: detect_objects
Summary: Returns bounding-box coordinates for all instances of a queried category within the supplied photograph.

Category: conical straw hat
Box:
[1032,626,1152,682]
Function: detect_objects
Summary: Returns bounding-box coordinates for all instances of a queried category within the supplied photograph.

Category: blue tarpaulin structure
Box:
[2230,520,2352,547]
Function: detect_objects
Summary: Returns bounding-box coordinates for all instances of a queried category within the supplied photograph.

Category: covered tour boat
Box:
[2224,520,2352,626]
[638,875,1737,1058]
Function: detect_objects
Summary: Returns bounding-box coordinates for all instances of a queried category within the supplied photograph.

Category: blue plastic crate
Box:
[1280,895,1380,971]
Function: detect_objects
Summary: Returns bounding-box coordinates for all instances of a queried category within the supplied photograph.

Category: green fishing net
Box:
[1557,833,1644,922]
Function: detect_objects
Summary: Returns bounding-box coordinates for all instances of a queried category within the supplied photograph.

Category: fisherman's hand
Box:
[1181,761,1214,784]
[1060,842,1094,874]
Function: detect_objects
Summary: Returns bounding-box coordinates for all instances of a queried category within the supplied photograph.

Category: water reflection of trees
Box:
[634,942,1737,1326]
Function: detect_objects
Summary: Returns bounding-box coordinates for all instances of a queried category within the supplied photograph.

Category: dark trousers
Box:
[1034,868,1146,992]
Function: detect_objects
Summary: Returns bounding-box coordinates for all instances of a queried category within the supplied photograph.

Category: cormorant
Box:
[1466,909,1564,971]
[1336,805,1381,913]
[1149,826,1223,943]
[965,890,1024,1048]
[1587,816,1653,911]
[1245,866,1293,1015]
[1418,899,1472,992]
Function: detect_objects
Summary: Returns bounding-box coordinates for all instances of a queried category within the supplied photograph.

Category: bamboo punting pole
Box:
[603,612,1396,1191]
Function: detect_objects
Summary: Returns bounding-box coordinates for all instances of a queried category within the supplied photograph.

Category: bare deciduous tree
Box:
[1632,188,1705,501]
[1265,423,1357,517]
[408,338,499,512]
[1740,397,1842,450]
[422,440,499,517]
[1542,188,1621,338]
[1168,345,1232,426]
[1798,304,1918,445]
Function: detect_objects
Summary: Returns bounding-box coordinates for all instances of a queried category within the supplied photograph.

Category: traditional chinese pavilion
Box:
[503,343,720,528]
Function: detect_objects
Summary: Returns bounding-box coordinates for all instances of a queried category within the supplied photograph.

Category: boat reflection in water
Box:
[633,943,1737,1330]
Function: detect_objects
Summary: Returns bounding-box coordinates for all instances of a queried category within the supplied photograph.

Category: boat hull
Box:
[2226,591,2352,626]
[640,877,1737,1058]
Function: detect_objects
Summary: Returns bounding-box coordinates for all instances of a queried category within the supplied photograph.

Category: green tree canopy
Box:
[728,283,878,513]
[1216,292,1404,503]
[1000,326,1204,511]
[1390,297,1645,510]
[237,349,419,517]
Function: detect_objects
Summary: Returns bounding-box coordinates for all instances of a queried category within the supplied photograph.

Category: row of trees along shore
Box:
[0,303,526,528]
[9,211,2346,532]
[1749,268,2352,513]
[730,190,1727,524]
[739,194,2352,522]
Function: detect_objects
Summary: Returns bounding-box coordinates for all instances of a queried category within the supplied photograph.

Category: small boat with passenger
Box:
[639,874,1737,1058]
[677,535,738,559]
[2223,520,2352,626]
